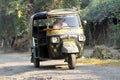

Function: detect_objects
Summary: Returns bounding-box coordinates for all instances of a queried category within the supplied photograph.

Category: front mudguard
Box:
[62,41,79,53]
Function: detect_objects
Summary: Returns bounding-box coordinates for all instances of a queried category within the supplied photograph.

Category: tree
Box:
[0,0,16,48]
[83,0,120,47]
[0,0,31,49]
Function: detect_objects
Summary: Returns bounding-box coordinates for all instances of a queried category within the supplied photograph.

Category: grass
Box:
[77,58,120,67]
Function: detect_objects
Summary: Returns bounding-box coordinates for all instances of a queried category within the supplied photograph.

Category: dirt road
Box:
[0,51,120,80]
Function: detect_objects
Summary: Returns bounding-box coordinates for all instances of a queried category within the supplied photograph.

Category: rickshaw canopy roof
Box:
[31,9,79,20]
[31,12,48,20]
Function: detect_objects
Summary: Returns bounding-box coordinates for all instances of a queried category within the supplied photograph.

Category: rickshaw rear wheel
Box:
[34,58,40,68]
[68,54,76,69]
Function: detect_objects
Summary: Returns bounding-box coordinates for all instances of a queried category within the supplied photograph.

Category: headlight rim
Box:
[51,37,60,43]
[78,35,86,41]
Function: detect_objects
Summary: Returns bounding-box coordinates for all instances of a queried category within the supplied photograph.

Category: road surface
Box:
[0,51,120,80]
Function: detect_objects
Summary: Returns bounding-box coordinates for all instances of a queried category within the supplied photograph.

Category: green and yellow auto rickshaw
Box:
[30,9,86,69]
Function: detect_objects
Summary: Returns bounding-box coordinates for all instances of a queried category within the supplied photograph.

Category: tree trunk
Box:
[1,39,4,48]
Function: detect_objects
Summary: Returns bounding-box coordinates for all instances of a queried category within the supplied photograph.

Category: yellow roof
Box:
[48,9,78,15]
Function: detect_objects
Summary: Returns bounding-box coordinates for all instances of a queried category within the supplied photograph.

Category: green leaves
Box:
[84,0,120,22]
[82,0,120,47]
[7,0,30,35]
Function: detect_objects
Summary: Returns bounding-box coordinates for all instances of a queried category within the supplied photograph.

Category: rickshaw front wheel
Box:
[68,54,76,69]
[34,58,40,68]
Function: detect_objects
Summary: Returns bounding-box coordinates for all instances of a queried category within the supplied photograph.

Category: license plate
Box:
[63,39,74,42]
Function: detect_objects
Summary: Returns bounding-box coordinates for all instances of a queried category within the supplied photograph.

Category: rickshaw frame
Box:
[29,9,86,69]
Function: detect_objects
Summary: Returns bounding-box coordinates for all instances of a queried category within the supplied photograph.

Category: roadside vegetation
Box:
[78,58,120,67]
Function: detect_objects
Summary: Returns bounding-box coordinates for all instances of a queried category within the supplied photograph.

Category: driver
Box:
[53,18,68,29]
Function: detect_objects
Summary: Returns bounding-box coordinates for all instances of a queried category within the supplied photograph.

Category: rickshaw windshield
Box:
[48,14,81,29]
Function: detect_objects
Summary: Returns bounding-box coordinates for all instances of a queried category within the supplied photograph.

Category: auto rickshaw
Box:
[30,9,86,69]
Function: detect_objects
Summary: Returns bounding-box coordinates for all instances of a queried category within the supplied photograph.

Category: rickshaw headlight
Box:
[51,37,60,43]
[78,35,86,41]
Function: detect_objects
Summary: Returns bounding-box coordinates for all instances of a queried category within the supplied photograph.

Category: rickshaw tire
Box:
[68,54,76,69]
[34,58,40,68]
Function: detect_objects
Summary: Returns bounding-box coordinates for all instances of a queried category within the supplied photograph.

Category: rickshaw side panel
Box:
[32,26,49,59]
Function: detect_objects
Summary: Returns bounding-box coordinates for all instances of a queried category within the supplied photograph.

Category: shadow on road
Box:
[0,63,71,76]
